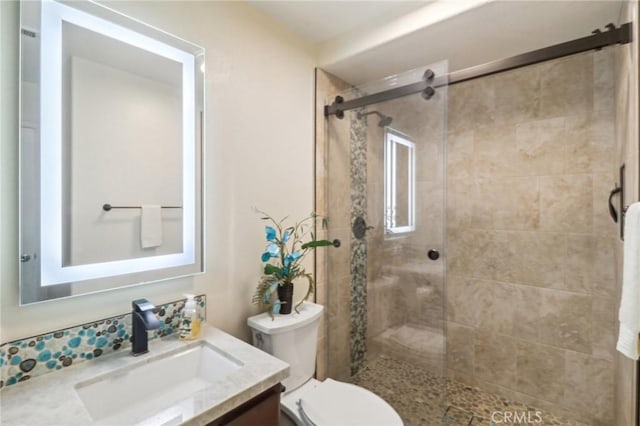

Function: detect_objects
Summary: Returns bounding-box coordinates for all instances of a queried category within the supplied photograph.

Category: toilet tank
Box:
[247,302,324,392]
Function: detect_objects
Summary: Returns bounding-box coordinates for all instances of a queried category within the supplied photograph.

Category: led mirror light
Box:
[384,129,416,236]
[39,0,197,286]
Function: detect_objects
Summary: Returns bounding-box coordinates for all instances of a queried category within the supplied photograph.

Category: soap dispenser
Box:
[179,294,201,340]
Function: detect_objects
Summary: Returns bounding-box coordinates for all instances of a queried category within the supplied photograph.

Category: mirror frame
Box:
[20,0,205,303]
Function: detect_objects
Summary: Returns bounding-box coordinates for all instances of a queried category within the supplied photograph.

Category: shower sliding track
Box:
[324,22,632,117]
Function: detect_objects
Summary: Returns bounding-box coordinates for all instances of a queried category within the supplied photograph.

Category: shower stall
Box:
[316,22,631,426]
[319,62,449,423]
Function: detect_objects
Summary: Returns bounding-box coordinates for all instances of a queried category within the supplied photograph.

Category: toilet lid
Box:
[297,379,403,426]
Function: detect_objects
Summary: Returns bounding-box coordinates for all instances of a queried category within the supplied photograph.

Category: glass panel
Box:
[324,61,448,424]
[62,21,184,267]
[323,47,618,426]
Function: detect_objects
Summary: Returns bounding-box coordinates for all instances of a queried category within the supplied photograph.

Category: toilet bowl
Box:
[247,302,403,426]
[281,378,402,426]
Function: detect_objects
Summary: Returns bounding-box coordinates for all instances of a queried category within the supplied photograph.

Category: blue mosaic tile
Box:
[0,295,206,390]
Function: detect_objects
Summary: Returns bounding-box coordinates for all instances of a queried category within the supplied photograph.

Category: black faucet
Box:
[131,299,161,356]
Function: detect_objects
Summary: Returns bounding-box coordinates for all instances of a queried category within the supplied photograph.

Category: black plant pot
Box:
[277,283,294,314]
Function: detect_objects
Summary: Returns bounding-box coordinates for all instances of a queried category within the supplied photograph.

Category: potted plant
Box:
[252,209,336,315]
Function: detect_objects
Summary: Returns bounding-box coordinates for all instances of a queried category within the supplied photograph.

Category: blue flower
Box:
[265,226,276,241]
[261,252,271,262]
[267,243,280,257]
[284,251,302,267]
[272,300,281,314]
[282,230,290,243]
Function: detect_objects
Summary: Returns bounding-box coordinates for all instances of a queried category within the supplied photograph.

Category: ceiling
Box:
[248,0,625,86]
[248,1,432,43]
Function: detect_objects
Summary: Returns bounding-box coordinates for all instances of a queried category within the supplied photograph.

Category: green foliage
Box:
[252,208,333,315]
[301,240,334,249]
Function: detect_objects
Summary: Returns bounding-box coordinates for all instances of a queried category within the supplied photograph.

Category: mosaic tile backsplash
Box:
[0,295,205,389]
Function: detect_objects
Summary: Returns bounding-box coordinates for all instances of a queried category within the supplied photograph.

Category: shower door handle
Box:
[428,249,440,261]
[609,185,621,223]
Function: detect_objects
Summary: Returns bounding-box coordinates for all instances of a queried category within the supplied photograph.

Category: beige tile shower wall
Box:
[446,50,617,425]
[315,69,353,381]
[324,112,354,381]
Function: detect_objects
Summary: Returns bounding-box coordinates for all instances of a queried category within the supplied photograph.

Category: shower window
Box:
[384,128,415,236]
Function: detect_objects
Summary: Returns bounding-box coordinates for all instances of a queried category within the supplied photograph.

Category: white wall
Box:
[1,0,316,342]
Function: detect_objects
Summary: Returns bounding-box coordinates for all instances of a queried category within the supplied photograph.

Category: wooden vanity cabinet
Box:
[208,383,283,426]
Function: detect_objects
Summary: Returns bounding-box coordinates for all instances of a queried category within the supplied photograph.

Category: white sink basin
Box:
[75,341,243,425]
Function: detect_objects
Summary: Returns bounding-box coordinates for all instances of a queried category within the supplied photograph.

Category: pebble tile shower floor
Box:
[347,355,587,426]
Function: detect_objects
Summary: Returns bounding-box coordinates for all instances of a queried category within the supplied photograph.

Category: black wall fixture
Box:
[609,164,628,240]
[352,216,373,239]
[609,185,622,223]
[620,163,626,241]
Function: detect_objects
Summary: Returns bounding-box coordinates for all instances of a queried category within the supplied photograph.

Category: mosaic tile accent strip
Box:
[0,295,205,390]
[349,108,368,375]
[348,355,586,426]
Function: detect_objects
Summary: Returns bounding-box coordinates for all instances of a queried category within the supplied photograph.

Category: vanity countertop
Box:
[0,325,289,426]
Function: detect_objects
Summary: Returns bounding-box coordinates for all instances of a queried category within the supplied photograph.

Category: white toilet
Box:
[247,302,403,426]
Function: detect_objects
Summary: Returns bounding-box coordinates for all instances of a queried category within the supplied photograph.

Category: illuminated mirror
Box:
[384,129,415,236]
[20,0,204,304]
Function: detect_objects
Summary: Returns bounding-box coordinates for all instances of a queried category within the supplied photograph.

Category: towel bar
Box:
[102,204,182,212]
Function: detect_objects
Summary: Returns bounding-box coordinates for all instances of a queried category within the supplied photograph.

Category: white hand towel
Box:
[617,201,640,359]
[141,205,162,248]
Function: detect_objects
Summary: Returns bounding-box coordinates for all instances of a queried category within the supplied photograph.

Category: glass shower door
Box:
[323,62,448,425]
